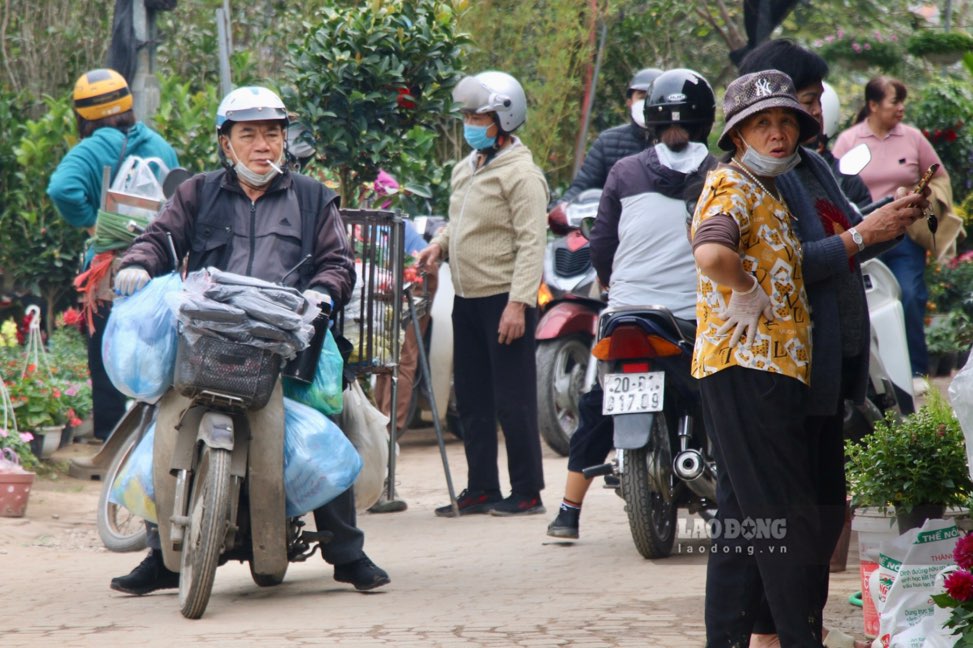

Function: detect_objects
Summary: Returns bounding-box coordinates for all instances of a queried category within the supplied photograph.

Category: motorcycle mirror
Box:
[838,143,871,176]
[579,217,595,240]
[162,167,192,198]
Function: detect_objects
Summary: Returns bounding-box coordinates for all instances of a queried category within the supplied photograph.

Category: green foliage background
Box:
[2,0,973,310]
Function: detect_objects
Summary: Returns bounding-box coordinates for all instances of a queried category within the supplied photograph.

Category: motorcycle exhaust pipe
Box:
[673,449,717,500]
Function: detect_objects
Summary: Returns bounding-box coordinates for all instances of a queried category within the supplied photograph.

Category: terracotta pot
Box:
[0,471,35,517]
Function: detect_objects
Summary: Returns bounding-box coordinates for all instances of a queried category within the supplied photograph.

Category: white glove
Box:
[303,288,333,309]
[114,266,150,296]
[716,276,775,347]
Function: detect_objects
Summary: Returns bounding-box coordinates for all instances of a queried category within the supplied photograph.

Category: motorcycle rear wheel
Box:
[536,335,590,456]
[621,416,677,559]
[97,431,148,553]
[179,445,232,619]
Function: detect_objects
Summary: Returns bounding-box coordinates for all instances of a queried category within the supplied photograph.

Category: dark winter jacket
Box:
[120,169,356,306]
[560,122,649,204]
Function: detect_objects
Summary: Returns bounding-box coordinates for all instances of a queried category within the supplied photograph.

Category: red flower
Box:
[955,534,973,570]
[945,569,973,602]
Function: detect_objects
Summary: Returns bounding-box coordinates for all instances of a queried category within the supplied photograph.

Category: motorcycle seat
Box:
[599,306,696,348]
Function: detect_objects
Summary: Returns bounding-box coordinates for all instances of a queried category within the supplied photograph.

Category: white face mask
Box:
[739,138,800,177]
[227,140,283,188]
[630,99,646,128]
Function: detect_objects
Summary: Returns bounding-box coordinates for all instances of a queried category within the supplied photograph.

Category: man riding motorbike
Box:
[109,86,390,595]
[547,68,718,539]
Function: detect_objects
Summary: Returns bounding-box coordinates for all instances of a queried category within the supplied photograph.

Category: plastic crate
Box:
[173,332,281,409]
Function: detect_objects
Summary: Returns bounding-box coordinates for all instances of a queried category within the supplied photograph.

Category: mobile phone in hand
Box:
[913,163,940,194]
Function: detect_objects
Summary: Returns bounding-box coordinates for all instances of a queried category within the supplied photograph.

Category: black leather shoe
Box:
[333,554,390,591]
[110,549,179,595]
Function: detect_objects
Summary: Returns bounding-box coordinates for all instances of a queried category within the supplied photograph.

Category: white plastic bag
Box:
[948,354,973,482]
[872,518,960,647]
[111,155,168,220]
[338,380,389,511]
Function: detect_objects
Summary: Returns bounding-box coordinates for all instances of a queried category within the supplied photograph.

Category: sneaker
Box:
[546,506,580,539]
[333,554,390,591]
[109,549,179,595]
[434,488,502,517]
[491,492,545,516]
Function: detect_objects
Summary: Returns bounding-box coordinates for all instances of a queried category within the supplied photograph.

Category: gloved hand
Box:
[303,288,333,310]
[114,266,150,296]
[716,276,775,347]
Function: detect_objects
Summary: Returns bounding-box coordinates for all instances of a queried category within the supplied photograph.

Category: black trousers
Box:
[566,385,614,473]
[145,487,363,566]
[313,486,364,565]
[88,305,128,440]
[700,367,823,648]
[452,293,544,495]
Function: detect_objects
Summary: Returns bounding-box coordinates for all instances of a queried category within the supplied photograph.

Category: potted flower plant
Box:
[906,30,973,65]
[816,30,902,71]
[845,390,973,533]
[5,365,71,458]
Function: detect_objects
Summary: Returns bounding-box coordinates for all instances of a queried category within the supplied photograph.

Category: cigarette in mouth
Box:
[266,160,283,173]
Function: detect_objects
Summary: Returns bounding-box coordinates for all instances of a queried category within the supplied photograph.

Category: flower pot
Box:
[0,471,35,517]
[895,503,947,534]
[958,346,971,371]
[928,352,944,377]
[937,351,958,377]
[924,51,963,65]
[28,425,64,459]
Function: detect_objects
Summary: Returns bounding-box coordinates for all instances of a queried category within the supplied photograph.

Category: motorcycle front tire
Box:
[179,444,232,619]
[621,416,677,559]
[96,430,148,553]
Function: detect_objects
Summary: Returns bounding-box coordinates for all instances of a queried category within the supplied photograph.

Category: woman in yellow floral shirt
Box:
[690,70,826,648]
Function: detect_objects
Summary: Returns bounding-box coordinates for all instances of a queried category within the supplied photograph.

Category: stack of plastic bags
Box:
[168,268,319,361]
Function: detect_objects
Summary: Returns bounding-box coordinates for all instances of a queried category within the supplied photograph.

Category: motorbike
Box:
[536,189,606,456]
[583,304,716,559]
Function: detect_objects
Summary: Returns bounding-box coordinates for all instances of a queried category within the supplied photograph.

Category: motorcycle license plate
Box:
[602,372,665,415]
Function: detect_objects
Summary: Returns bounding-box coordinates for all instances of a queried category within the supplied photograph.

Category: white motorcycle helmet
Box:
[821,81,841,140]
[215,86,289,134]
[452,71,527,133]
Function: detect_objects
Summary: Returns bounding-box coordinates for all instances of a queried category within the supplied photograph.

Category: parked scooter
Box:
[536,189,606,455]
[582,304,716,559]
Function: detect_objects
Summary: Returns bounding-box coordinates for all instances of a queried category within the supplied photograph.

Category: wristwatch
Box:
[849,227,865,252]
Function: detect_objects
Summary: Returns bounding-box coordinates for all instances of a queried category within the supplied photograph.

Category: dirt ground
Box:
[1,413,888,648]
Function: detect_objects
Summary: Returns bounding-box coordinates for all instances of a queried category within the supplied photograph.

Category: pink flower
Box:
[0,428,7,438]
[19,432,33,443]
[825,35,835,43]
[954,534,973,570]
[837,28,845,38]
[65,386,78,397]
[852,43,862,53]
[864,43,872,50]
[945,569,973,601]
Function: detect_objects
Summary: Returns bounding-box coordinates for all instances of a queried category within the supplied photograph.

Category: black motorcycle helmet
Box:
[643,68,716,143]
[627,67,664,97]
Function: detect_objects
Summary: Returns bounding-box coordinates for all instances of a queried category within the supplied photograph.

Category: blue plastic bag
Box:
[103,272,183,402]
[283,397,362,516]
[283,328,344,415]
[109,423,157,524]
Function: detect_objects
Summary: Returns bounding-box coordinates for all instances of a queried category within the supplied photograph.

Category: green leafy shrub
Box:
[845,390,973,514]
[909,79,973,204]
[286,0,468,205]
[906,31,973,57]
[816,31,902,71]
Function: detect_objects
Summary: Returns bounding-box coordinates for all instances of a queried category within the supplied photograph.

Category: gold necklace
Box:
[730,158,782,204]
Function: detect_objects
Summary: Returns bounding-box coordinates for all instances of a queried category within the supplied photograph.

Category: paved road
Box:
[1,426,868,647]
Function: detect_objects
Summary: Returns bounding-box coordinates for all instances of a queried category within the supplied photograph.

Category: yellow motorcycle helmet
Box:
[72,69,132,121]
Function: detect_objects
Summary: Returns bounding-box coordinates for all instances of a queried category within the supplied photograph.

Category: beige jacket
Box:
[432,140,548,305]
[906,173,966,262]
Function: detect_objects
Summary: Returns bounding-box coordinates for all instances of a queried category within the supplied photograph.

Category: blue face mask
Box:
[463,123,497,151]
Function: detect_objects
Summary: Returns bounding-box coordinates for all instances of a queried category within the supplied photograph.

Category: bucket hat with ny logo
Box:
[717,69,820,150]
